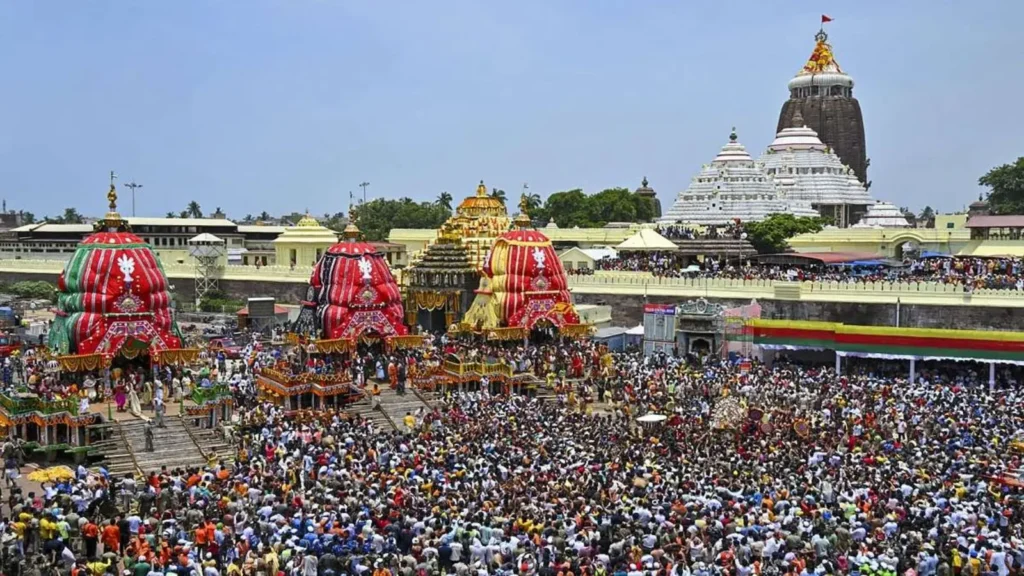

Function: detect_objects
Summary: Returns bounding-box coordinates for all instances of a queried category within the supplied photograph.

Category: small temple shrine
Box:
[460,197,590,340]
[759,110,874,227]
[660,129,819,225]
[852,201,911,228]
[272,212,340,268]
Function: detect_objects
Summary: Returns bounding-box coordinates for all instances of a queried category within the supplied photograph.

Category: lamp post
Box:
[123,181,143,216]
[359,182,370,204]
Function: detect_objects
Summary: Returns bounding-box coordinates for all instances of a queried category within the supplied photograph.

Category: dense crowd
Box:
[578,254,1024,291]
[1,331,1023,576]
[656,225,746,241]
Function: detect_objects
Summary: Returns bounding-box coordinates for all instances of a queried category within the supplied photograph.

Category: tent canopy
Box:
[615,228,678,251]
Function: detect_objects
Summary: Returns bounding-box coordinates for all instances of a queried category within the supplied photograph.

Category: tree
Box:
[165,211,176,218]
[490,188,506,203]
[744,213,825,254]
[186,201,202,218]
[60,208,83,224]
[436,191,453,211]
[242,214,254,223]
[20,212,35,225]
[352,198,451,241]
[532,188,655,228]
[980,157,1024,215]
[899,207,917,227]
[919,206,935,221]
[258,211,271,222]
[179,210,189,218]
[524,193,542,212]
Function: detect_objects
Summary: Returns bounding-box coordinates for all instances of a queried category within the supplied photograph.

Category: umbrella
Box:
[27,465,75,483]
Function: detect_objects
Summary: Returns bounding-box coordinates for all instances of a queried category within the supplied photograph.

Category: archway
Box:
[690,337,711,356]
[529,318,558,344]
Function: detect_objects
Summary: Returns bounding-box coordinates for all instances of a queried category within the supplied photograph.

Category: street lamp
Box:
[123,181,143,216]
[359,181,370,204]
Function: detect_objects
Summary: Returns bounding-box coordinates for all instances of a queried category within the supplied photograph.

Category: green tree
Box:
[186,201,202,218]
[436,191,453,211]
[258,211,272,222]
[352,198,451,241]
[980,157,1024,215]
[165,211,176,218]
[744,213,825,254]
[60,208,83,224]
[20,212,35,225]
[533,188,654,228]
[524,193,542,212]
[242,214,254,223]
[490,188,506,203]
[178,210,189,218]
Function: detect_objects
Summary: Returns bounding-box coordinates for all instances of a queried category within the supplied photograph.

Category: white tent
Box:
[615,228,678,251]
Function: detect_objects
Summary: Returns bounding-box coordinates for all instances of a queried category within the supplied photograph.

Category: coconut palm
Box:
[165,212,176,218]
[524,193,542,212]
[186,201,202,218]
[490,188,506,203]
[436,191,453,211]
[258,211,271,222]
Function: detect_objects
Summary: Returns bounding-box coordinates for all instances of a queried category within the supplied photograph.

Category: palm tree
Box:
[165,211,176,218]
[258,211,271,222]
[61,207,83,224]
[524,193,542,212]
[436,191,453,211]
[242,213,254,223]
[179,210,189,218]
[186,201,202,218]
[490,188,506,203]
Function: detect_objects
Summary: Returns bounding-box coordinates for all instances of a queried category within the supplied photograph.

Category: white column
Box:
[834,353,842,374]
[990,363,996,391]
[909,358,916,383]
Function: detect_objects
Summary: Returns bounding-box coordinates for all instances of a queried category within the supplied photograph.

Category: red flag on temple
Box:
[821,15,833,23]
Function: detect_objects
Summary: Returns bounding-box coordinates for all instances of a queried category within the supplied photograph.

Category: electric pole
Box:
[359,181,370,204]
[123,181,143,216]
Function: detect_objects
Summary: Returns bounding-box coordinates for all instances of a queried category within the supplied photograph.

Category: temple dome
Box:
[659,128,819,225]
[759,116,874,227]
[787,30,854,92]
[853,202,910,228]
[456,180,508,217]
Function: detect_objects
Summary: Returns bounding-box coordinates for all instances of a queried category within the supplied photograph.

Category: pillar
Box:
[909,358,916,383]
[989,362,996,391]
[834,353,842,374]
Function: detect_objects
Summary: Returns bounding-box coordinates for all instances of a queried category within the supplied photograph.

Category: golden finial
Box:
[476,180,487,197]
[97,171,129,232]
[514,192,532,229]
[107,170,118,213]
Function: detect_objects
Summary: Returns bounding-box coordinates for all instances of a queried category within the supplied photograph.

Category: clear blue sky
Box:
[2,1,1022,220]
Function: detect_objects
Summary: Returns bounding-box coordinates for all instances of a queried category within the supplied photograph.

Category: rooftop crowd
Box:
[2,329,1024,576]
[575,254,1024,291]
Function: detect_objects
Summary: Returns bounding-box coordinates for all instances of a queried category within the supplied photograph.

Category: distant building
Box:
[633,177,661,221]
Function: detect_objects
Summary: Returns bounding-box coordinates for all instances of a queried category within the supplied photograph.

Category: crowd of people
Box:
[576,254,1024,291]
[1,330,1023,576]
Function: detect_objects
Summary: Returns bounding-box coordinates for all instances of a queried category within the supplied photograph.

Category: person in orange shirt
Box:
[101,519,120,555]
[82,520,100,559]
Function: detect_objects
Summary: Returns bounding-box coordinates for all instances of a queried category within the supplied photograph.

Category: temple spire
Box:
[513,193,532,229]
[97,171,129,232]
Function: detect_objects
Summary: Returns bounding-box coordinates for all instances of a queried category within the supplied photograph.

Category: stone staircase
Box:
[98,418,209,477]
[374,386,430,432]
[182,421,236,467]
[345,392,398,431]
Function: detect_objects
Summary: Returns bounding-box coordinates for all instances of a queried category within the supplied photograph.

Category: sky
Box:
[2,1,1023,220]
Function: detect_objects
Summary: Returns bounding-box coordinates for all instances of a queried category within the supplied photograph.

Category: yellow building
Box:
[787,217,971,259]
[272,214,339,267]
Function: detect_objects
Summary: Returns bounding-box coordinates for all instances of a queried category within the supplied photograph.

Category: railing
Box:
[0,258,314,282]
[443,360,515,377]
[566,271,1024,306]
[0,391,80,416]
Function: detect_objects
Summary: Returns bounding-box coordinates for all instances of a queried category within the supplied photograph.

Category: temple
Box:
[759,110,874,227]
[659,129,819,225]
[634,177,662,221]
[852,201,911,228]
[777,25,868,185]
